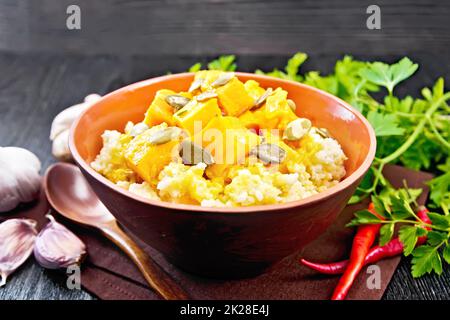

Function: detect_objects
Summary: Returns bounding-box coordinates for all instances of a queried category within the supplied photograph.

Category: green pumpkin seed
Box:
[148,127,181,145]
[250,143,286,164]
[211,72,235,87]
[316,127,331,138]
[129,122,149,137]
[179,140,214,165]
[165,95,191,111]
[196,91,218,102]
[287,99,297,112]
[252,88,273,110]
[189,78,204,92]
[283,118,311,141]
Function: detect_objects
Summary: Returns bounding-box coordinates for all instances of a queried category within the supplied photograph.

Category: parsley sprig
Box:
[348,193,450,278]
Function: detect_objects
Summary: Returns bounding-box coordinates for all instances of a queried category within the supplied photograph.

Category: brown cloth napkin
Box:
[5,165,433,300]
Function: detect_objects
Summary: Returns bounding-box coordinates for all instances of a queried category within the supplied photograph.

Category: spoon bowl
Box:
[44,162,189,300]
[45,162,114,226]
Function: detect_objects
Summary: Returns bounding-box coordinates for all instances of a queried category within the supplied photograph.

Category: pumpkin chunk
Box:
[193,116,261,179]
[216,78,255,116]
[124,125,180,184]
[144,89,191,127]
[173,98,222,136]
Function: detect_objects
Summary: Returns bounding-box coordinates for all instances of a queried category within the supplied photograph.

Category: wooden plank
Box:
[0,0,448,56]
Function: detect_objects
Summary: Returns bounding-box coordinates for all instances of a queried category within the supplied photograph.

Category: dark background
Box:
[0,0,449,300]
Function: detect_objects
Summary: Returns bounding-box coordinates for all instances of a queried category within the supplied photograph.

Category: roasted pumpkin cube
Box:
[173,98,222,136]
[216,78,255,116]
[193,116,261,179]
[143,89,191,127]
[244,80,266,101]
[124,126,180,184]
[239,88,297,131]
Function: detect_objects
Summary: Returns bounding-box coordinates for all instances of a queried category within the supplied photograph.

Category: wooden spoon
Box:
[44,162,189,300]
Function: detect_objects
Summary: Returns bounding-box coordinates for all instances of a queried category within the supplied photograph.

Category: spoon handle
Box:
[100,221,189,300]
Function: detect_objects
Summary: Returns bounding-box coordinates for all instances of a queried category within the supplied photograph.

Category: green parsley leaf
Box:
[443,243,450,264]
[427,212,450,230]
[207,55,237,71]
[390,196,414,220]
[367,111,405,137]
[371,195,387,218]
[379,223,395,246]
[346,209,382,227]
[411,245,442,277]
[285,53,307,80]
[427,172,450,208]
[426,231,448,246]
[360,57,418,94]
[399,226,419,256]
[347,195,362,205]
[188,62,202,72]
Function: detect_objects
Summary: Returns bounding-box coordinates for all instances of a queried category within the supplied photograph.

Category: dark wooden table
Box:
[0,52,449,300]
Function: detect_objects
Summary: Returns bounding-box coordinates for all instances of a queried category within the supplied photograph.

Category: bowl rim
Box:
[69,72,376,214]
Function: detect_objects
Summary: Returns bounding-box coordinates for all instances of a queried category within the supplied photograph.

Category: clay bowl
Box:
[69,72,376,278]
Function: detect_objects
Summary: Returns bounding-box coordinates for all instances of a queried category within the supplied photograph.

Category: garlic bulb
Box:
[34,214,87,270]
[0,219,38,286]
[50,94,102,161]
[0,147,41,212]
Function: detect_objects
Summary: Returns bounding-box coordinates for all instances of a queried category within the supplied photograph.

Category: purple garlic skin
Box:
[34,214,87,270]
[0,219,38,287]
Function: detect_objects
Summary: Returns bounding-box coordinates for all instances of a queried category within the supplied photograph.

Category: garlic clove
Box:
[51,130,71,162]
[34,214,87,270]
[50,94,101,161]
[49,94,102,140]
[0,147,41,212]
[0,219,38,287]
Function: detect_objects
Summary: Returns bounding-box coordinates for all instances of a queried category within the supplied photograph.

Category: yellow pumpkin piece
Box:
[193,116,261,179]
[244,80,266,101]
[143,89,178,126]
[239,88,298,131]
[124,126,180,184]
[238,110,261,130]
[173,98,222,137]
[215,78,255,117]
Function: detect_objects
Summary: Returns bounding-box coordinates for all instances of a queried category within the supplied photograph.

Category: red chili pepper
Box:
[331,202,381,300]
[300,238,404,275]
[300,207,431,275]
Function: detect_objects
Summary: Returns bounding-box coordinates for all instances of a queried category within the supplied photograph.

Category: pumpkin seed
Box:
[179,140,214,165]
[211,72,235,87]
[283,118,311,141]
[250,143,286,164]
[316,127,331,138]
[165,95,191,111]
[252,88,273,110]
[287,99,297,112]
[129,122,149,137]
[148,127,181,145]
[196,91,218,102]
[189,78,204,92]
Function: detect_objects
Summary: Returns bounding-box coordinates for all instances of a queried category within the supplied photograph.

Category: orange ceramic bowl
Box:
[69,72,376,278]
